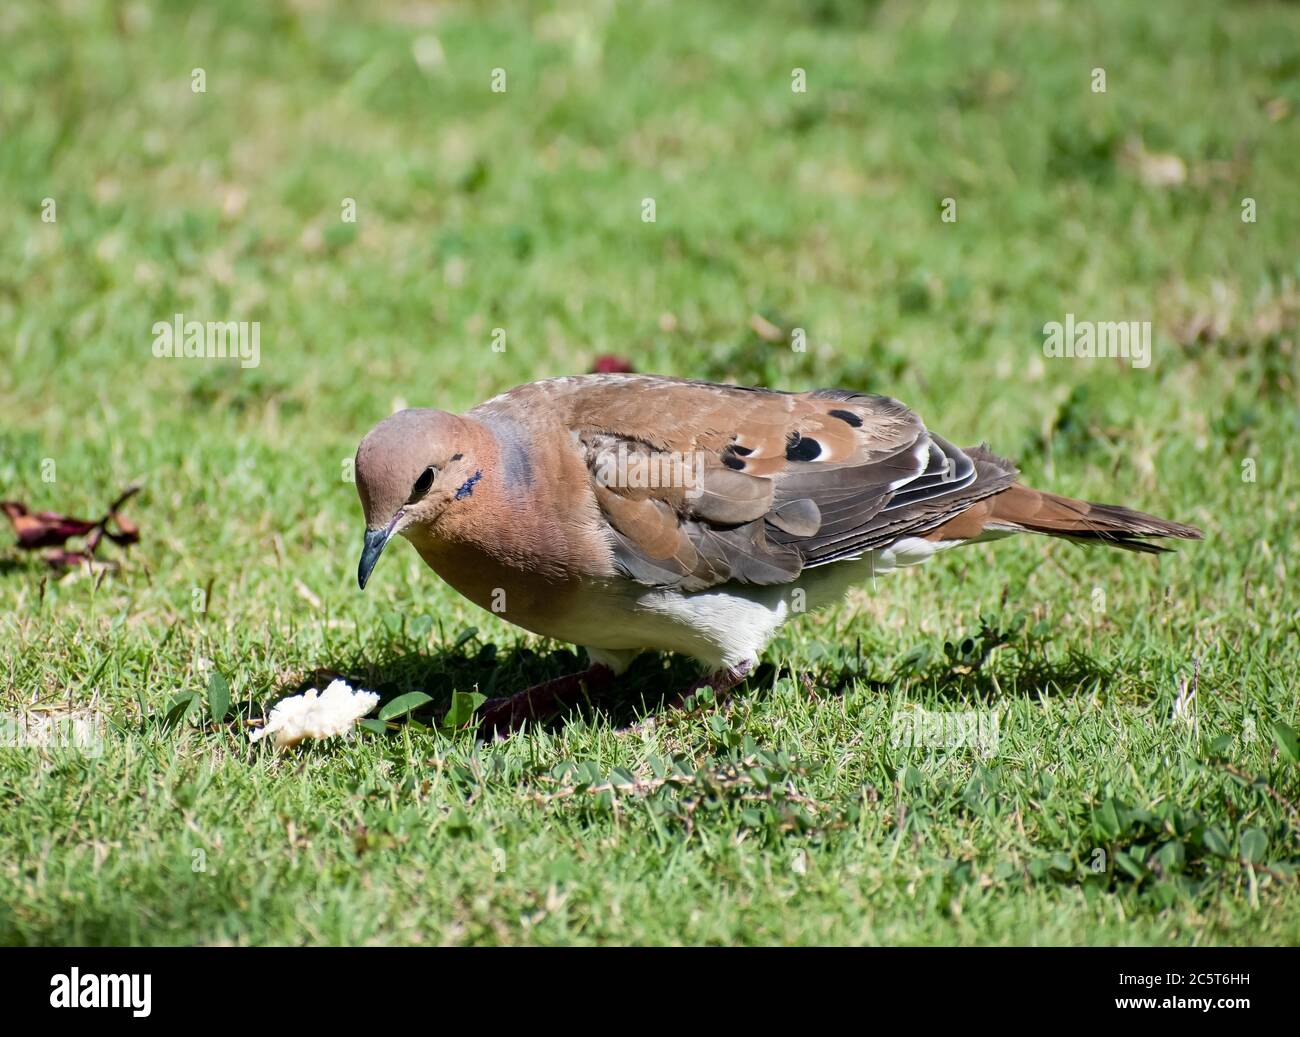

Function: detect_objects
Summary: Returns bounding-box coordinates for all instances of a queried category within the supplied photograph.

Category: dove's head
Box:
[354,408,487,589]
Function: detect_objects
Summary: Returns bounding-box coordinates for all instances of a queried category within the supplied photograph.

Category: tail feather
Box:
[983,484,1203,553]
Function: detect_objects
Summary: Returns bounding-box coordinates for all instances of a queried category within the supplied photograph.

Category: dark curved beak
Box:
[357,527,391,590]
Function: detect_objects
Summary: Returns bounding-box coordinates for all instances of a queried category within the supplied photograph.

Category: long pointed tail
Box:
[982,483,1203,554]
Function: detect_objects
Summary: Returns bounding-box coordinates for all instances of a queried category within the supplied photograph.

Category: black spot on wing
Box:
[785,433,822,462]
[828,409,863,428]
[721,452,746,471]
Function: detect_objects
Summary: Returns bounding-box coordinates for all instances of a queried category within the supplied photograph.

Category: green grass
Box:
[1,0,1298,945]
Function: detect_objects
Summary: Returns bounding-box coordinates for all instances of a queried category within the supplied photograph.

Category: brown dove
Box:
[354,374,1201,737]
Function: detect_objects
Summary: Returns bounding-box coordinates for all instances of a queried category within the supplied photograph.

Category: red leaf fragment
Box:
[0,501,98,549]
[1,484,142,569]
[591,354,635,374]
[44,548,94,570]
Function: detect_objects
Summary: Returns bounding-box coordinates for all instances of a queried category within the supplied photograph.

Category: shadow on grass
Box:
[274,636,705,732]
[267,620,1121,737]
[870,647,1116,707]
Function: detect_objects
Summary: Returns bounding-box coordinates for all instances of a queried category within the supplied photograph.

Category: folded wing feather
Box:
[550,375,1016,591]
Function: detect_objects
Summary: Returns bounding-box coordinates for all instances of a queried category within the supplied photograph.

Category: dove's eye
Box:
[410,466,436,498]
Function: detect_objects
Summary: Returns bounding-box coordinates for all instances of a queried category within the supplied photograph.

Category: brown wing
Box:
[524,375,1017,592]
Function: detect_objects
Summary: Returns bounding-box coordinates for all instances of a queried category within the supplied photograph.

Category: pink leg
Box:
[475,664,616,740]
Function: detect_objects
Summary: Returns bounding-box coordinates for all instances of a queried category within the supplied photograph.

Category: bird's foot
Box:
[475,664,616,740]
[665,660,755,713]
[621,661,755,735]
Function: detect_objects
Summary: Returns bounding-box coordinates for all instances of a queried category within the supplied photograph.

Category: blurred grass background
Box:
[0,0,1297,945]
